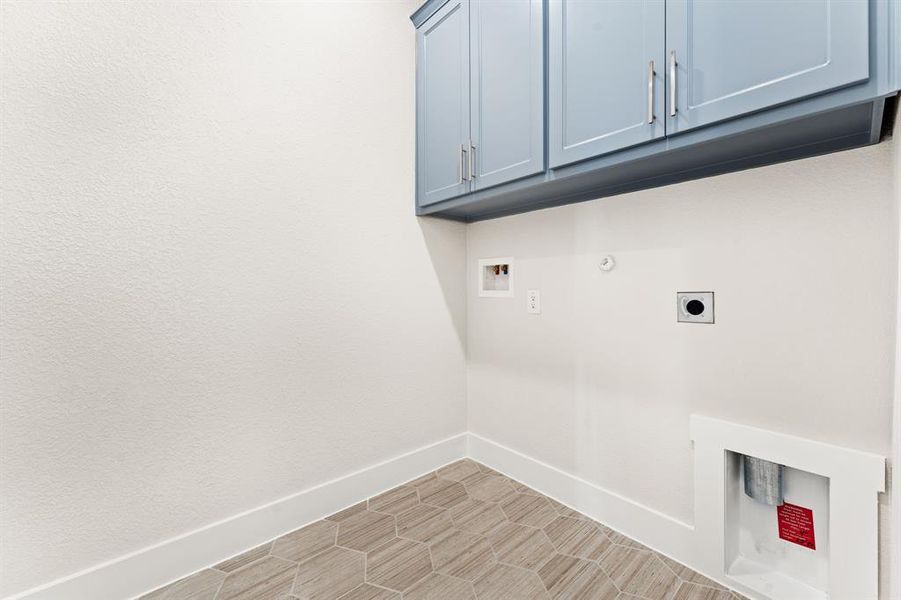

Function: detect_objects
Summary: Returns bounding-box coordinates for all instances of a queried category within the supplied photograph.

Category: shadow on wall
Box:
[418,216,467,349]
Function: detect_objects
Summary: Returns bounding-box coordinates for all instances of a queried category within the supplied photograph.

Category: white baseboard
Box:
[6,433,467,600]
[466,432,695,560]
[11,430,768,600]
[469,429,888,600]
[464,432,751,592]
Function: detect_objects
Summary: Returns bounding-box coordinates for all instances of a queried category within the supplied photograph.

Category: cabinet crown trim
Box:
[411,0,450,27]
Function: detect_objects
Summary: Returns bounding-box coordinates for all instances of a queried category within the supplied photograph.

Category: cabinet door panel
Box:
[470,0,544,190]
[549,0,665,168]
[667,0,869,133]
[416,0,470,206]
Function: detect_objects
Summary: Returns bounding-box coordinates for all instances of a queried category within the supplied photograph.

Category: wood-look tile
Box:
[402,572,475,600]
[430,529,496,582]
[509,480,542,496]
[217,556,298,600]
[417,477,469,510]
[271,521,337,563]
[140,568,226,600]
[368,486,419,515]
[450,498,507,536]
[488,521,555,571]
[327,502,368,523]
[658,556,727,590]
[476,463,503,476]
[213,542,273,573]
[436,459,481,482]
[546,498,589,521]
[336,583,399,600]
[473,563,550,600]
[336,510,397,552]
[672,583,735,600]
[365,538,432,592]
[293,546,364,600]
[460,472,517,503]
[501,493,557,529]
[543,516,612,561]
[143,466,745,600]
[599,546,680,600]
[538,554,618,600]
[404,472,438,488]
[396,504,453,543]
[596,523,647,550]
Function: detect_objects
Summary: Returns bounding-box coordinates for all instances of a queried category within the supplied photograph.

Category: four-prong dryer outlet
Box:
[678,292,714,323]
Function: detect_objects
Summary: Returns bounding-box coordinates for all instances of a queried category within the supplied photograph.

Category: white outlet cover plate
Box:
[677,291,714,323]
[527,290,540,314]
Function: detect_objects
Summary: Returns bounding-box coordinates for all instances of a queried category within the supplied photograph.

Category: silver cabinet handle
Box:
[469,142,476,178]
[647,60,655,124]
[460,144,468,182]
[669,50,677,117]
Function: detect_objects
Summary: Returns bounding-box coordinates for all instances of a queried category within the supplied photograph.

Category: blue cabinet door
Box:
[548,0,665,168]
[666,0,870,134]
[470,0,544,190]
[416,0,470,206]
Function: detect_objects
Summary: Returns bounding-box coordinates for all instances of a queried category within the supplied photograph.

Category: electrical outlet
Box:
[527,290,541,314]
[677,292,714,323]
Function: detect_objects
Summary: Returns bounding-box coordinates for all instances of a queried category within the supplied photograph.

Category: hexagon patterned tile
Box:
[336,510,397,553]
[396,504,454,543]
[366,538,433,592]
[140,460,746,600]
[450,498,507,537]
[293,546,364,600]
[270,521,336,564]
[487,522,554,570]
[543,516,612,561]
[369,486,420,516]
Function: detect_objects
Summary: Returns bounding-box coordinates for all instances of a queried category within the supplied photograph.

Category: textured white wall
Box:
[3,1,898,596]
[467,139,896,530]
[0,1,466,596]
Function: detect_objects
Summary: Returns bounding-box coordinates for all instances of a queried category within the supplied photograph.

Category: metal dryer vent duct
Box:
[743,455,784,506]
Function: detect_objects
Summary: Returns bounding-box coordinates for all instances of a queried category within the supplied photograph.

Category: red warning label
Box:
[777,503,816,550]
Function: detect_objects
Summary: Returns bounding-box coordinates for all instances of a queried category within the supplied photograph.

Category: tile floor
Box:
[141,460,745,600]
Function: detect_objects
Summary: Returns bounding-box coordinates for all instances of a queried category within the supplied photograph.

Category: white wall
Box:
[892,107,901,600]
[467,136,897,551]
[0,2,466,597]
[3,1,898,597]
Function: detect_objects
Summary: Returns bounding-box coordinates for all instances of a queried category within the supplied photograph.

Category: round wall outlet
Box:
[677,292,714,323]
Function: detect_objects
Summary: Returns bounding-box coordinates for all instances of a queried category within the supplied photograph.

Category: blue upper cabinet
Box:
[416,0,470,206]
[666,0,870,134]
[470,0,544,190]
[412,0,897,220]
[416,0,544,205]
[549,0,665,168]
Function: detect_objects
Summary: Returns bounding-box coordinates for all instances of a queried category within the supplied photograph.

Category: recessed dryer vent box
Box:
[725,451,830,599]
[690,415,885,600]
[478,257,514,298]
